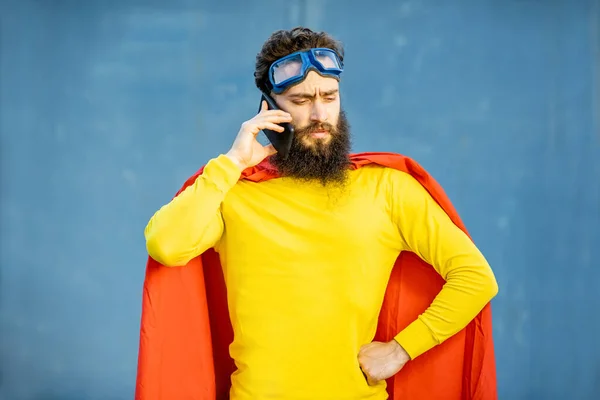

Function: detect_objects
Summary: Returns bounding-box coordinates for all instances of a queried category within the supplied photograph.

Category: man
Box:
[136,27,499,400]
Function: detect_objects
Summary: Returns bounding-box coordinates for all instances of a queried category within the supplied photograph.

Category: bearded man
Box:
[136,27,499,400]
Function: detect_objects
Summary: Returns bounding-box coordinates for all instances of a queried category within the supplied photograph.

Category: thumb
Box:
[360,367,378,386]
[264,144,277,156]
[260,100,269,113]
[366,374,379,386]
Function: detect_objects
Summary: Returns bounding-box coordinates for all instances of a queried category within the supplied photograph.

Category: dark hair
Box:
[254,27,345,93]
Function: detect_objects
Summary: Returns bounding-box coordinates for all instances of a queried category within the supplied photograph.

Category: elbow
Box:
[482,272,499,304]
[145,231,183,267]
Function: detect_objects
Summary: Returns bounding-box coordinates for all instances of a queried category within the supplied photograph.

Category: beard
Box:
[269,109,352,187]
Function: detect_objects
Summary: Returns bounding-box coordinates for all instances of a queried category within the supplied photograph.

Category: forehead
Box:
[284,71,339,96]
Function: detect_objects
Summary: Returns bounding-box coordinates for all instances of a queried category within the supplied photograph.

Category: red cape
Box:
[135,152,497,400]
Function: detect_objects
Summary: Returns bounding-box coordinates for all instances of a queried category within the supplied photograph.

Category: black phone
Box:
[258,92,294,160]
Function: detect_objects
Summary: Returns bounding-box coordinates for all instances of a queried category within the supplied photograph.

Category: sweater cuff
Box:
[202,154,243,192]
[393,318,439,360]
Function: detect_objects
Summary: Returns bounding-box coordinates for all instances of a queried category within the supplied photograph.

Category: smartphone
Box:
[258,92,294,160]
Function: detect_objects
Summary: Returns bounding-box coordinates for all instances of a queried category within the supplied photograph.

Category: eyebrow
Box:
[288,89,339,100]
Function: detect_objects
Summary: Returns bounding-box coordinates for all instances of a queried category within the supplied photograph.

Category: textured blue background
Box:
[1,0,599,399]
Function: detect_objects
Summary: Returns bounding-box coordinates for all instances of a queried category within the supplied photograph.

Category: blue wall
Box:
[1,0,599,399]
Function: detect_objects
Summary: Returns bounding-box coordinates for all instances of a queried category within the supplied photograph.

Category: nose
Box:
[310,100,328,123]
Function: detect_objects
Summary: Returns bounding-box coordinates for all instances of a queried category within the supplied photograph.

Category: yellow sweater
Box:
[144,154,498,400]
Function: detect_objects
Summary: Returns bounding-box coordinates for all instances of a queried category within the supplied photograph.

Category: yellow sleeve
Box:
[389,170,499,359]
[144,154,241,267]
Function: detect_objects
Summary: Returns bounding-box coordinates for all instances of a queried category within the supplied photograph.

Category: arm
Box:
[144,154,241,266]
[390,171,499,360]
[144,101,292,267]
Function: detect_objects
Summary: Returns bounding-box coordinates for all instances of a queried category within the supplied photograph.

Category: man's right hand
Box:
[226,100,292,171]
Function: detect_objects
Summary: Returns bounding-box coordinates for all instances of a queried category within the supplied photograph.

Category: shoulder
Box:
[354,164,423,190]
[349,151,427,186]
[352,165,430,211]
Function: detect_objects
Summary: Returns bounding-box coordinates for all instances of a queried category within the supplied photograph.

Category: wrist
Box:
[391,339,411,363]
[225,151,246,172]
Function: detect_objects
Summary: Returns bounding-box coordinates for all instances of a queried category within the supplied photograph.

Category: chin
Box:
[302,136,332,148]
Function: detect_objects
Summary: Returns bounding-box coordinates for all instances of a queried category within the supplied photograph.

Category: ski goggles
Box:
[267,48,344,94]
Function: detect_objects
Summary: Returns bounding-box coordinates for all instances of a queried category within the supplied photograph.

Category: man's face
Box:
[269,71,351,186]
[273,71,341,151]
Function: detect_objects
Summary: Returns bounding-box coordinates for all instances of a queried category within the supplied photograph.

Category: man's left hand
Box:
[358,340,411,386]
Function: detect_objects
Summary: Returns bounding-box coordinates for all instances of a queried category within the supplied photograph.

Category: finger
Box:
[257,116,292,127]
[246,122,284,138]
[258,110,293,120]
[361,369,369,382]
[360,367,377,386]
[260,122,285,133]
[243,120,284,137]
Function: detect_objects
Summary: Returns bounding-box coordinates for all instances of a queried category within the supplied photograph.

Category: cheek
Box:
[327,103,340,126]
[290,111,311,129]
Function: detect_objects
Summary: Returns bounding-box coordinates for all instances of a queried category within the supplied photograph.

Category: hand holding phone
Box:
[225,99,293,171]
[258,92,295,160]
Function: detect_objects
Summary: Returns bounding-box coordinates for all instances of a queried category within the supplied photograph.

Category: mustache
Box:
[269,108,352,187]
[295,121,336,135]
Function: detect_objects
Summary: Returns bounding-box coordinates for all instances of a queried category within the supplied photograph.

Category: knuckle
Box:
[242,121,255,131]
